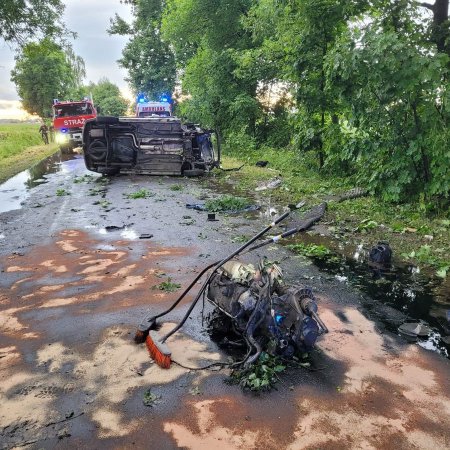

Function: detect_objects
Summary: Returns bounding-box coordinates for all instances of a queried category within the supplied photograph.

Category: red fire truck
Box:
[53,99,97,149]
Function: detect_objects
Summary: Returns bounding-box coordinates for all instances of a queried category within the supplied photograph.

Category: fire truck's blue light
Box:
[61,128,68,133]
[160,96,168,102]
[139,97,145,103]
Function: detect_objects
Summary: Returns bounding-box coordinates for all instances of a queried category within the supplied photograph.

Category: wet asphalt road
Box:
[0,153,449,449]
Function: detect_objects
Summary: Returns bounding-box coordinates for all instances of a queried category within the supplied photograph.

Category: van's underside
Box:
[82,117,218,176]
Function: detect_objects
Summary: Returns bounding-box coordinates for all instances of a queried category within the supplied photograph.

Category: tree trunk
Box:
[419,0,450,54]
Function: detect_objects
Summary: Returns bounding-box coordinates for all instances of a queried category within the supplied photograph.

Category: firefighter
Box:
[39,123,49,145]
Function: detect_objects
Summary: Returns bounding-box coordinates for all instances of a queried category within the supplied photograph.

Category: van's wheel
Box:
[96,116,119,125]
[183,169,205,177]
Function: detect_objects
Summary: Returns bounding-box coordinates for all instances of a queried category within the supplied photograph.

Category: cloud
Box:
[0,101,30,120]
[0,0,134,118]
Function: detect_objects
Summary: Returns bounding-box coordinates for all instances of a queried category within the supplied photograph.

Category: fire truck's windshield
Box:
[54,103,93,117]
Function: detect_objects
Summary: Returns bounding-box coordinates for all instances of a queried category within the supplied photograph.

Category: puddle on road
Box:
[97,226,139,240]
[0,150,79,214]
[285,233,450,358]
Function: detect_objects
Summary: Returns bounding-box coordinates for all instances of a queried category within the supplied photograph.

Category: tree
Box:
[109,0,176,99]
[418,0,449,54]
[10,38,85,118]
[162,0,258,143]
[327,2,450,201]
[0,0,72,46]
[90,78,129,116]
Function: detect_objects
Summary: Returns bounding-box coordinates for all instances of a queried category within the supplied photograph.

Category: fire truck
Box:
[52,98,97,150]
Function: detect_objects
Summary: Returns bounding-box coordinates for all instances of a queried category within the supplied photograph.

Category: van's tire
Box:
[96,116,119,125]
[183,169,205,177]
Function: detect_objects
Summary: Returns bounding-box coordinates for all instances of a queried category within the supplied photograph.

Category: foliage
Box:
[124,188,155,199]
[205,195,250,212]
[90,78,128,116]
[116,0,450,207]
[230,352,285,391]
[11,38,85,118]
[0,0,72,46]
[73,175,95,184]
[152,278,181,292]
[327,3,450,202]
[56,188,69,196]
[143,388,161,406]
[109,0,176,99]
[162,0,258,143]
[287,243,331,259]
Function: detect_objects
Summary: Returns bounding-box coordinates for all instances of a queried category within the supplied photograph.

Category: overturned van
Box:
[82,116,219,176]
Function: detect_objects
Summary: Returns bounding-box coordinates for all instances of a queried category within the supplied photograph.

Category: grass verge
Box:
[0,123,59,184]
[213,147,449,277]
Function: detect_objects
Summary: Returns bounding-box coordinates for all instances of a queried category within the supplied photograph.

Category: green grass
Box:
[0,123,42,159]
[0,123,58,183]
[287,243,332,259]
[152,278,181,292]
[214,146,449,276]
[124,188,155,199]
[205,194,250,212]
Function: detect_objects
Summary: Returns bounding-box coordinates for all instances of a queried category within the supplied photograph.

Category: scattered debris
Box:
[186,195,259,214]
[186,203,205,211]
[398,321,432,341]
[255,160,269,167]
[217,164,245,172]
[207,213,217,221]
[180,218,196,225]
[143,389,161,407]
[152,278,181,292]
[124,189,155,199]
[104,225,126,232]
[189,386,202,396]
[334,187,368,203]
[255,177,282,191]
[369,241,392,267]
[139,233,153,239]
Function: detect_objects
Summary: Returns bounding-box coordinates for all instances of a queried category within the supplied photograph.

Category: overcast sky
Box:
[0,0,133,119]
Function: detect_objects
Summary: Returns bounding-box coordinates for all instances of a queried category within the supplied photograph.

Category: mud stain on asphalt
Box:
[164,399,262,449]
[0,226,449,448]
[2,229,190,315]
[0,306,39,338]
[0,231,228,447]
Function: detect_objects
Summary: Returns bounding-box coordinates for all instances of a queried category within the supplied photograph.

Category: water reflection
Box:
[0,150,78,214]
[285,234,450,358]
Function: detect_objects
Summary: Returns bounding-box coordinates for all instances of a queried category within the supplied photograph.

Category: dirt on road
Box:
[0,154,449,449]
